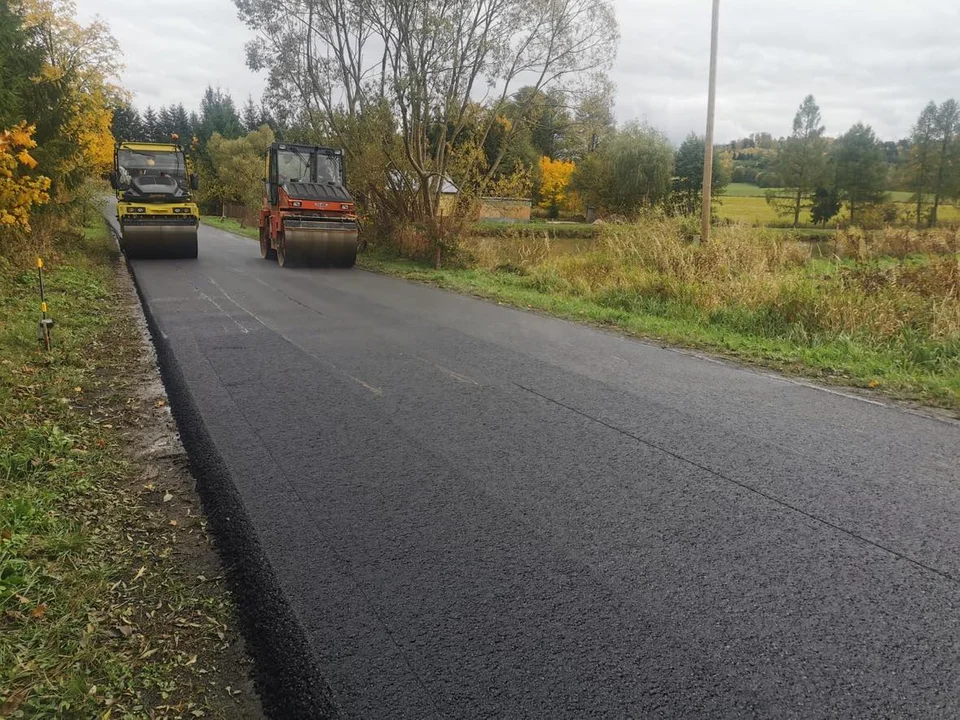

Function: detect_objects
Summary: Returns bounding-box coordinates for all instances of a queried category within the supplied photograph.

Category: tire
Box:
[260,226,276,260]
[276,234,292,268]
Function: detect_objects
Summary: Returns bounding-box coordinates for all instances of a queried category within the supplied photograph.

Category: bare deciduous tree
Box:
[237,0,618,228]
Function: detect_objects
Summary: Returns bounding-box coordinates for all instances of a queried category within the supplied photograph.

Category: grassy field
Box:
[726,183,916,202]
[723,183,772,197]
[719,184,960,227]
[0,215,256,717]
[716,195,787,226]
[360,221,960,413]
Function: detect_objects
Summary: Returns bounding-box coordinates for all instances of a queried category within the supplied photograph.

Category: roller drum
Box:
[122,222,198,259]
[279,222,358,268]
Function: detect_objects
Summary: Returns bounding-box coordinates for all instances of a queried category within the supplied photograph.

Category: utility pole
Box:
[701,0,720,243]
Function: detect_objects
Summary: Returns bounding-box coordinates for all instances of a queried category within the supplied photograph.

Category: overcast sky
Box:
[76,0,960,144]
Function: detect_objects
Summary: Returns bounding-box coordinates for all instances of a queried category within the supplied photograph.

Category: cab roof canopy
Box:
[117,142,183,152]
[272,142,342,155]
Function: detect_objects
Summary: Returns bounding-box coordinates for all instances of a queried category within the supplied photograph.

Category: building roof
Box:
[388,170,459,194]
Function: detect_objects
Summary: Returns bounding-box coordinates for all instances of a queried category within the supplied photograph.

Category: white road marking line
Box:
[435,365,479,385]
[208,278,384,398]
[412,355,480,385]
[783,380,888,408]
[345,374,384,396]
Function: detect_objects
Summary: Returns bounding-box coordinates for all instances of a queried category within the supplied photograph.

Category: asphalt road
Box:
[117,215,960,718]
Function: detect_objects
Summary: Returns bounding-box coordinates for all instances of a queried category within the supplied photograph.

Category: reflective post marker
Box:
[37,257,52,351]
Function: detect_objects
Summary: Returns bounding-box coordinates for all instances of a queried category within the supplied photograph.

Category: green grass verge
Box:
[358,252,960,412]
[202,216,259,241]
[204,214,599,243]
[0,218,245,717]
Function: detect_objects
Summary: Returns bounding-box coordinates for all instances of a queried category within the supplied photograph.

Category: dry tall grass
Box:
[462,219,960,365]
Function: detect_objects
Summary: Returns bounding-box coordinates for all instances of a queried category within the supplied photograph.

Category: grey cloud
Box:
[613,0,960,142]
[78,0,957,143]
[77,0,266,111]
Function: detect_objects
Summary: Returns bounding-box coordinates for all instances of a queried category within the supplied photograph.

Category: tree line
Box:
[737,96,960,229]
[107,86,281,215]
[230,0,625,236]
[121,77,738,227]
[110,90,274,147]
[108,0,960,235]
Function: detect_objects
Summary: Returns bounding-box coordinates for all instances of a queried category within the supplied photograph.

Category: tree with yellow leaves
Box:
[0,122,51,229]
[538,156,577,218]
[17,0,123,197]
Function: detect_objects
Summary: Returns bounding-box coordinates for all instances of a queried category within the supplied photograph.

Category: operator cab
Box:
[266,144,350,205]
[111,143,199,202]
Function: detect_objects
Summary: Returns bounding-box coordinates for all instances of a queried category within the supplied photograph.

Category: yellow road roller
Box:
[110,140,200,259]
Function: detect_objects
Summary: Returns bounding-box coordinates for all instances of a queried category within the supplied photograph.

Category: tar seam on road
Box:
[514,382,960,588]
[191,265,381,397]
[176,267,253,335]
[205,275,273,329]
[226,266,327,318]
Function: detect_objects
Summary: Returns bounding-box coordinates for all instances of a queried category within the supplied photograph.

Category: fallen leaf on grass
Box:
[118,625,135,637]
[1,528,11,541]
[163,492,173,503]
[30,605,46,619]
[868,379,881,388]
[0,689,29,714]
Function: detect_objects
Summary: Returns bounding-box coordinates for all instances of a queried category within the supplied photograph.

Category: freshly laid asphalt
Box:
[116,214,960,718]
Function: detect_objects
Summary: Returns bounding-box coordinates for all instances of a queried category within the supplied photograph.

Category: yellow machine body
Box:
[113,141,200,259]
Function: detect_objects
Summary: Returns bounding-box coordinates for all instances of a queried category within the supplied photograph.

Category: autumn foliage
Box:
[538,156,577,218]
[0,122,51,228]
[0,0,120,244]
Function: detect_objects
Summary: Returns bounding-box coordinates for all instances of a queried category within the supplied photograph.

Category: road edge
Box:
[106,217,339,719]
